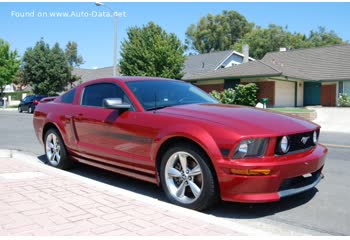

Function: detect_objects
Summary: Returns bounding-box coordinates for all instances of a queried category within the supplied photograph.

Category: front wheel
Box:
[44,128,73,169]
[160,144,218,211]
[18,106,22,113]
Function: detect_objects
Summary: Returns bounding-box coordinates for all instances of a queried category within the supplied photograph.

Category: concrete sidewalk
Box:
[0,149,277,236]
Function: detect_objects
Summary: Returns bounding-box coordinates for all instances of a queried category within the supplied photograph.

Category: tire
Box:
[28,106,33,114]
[44,128,73,170]
[18,107,22,113]
[160,143,219,211]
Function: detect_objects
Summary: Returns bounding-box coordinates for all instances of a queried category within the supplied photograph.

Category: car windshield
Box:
[126,80,218,111]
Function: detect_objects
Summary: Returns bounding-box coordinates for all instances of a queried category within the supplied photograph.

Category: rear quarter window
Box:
[61,89,76,104]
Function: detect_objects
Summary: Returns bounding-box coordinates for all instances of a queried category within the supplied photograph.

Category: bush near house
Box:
[233,83,259,106]
[209,83,258,106]
[338,93,350,107]
[210,88,235,104]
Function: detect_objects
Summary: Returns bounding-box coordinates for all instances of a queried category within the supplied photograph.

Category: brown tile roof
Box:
[72,66,121,84]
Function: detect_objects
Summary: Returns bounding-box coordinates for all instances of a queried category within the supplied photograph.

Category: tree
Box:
[12,69,27,91]
[307,26,344,47]
[120,22,185,79]
[185,10,254,54]
[0,39,20,97]
[65,41,84,88]
[233,24,347,59]
[234,25,305,59]
[23,39,71,95]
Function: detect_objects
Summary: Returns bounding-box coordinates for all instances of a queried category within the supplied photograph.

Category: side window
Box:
[61,89,76,104]
[26,96,34,102]
[81,83,130,107]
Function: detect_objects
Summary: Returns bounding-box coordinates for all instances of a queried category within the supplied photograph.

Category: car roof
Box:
[101,76,179,82]
[78,76,182,87]
[26,95,47,97]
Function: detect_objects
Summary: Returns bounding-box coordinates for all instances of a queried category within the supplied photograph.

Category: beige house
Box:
[183,45,350,107]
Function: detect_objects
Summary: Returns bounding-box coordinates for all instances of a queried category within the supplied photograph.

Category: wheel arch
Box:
[42,122,63,143]
[155,136,220,190]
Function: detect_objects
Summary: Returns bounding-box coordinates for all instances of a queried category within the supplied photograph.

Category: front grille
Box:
[275,131,318,155]
[279,168,322,192]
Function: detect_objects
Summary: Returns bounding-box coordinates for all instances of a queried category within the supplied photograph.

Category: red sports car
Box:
[33,77,327,210]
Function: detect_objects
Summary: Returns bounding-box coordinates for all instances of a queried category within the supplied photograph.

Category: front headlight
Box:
[276,136,290,155]
[232,138,268,159]
[313,130,318,145]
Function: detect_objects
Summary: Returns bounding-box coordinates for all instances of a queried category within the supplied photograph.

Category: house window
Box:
[344,81,350,95]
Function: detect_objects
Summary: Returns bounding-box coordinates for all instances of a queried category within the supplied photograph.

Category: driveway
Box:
[309,107,350,133]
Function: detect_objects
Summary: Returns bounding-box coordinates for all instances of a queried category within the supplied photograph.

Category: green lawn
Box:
[268,107,314,113]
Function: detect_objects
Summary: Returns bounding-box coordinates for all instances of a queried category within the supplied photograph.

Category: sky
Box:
[1,2,350,69]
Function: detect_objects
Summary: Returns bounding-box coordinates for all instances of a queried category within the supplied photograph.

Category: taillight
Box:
[33,100,39,105]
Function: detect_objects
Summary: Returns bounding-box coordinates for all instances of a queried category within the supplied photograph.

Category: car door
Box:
[73,82,155,172]
[19,96,27,110]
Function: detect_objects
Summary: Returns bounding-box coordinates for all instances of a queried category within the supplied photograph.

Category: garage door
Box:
[304,82,321,106]
[275,81,295,107]
[321,84,336,106]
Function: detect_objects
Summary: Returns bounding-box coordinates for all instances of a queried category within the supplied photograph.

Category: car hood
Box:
[158,104,319,136]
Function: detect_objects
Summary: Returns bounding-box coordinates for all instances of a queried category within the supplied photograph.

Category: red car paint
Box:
[33,77,327,203]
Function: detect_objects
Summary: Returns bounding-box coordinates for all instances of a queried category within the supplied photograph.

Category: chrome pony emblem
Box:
[301,136,310,144]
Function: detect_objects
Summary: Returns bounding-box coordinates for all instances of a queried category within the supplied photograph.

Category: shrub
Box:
[4,91,32,101]
[338,93,350,107]
[233,83,258,106]
[210,88,235,104]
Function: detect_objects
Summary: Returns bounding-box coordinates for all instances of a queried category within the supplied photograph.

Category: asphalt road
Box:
[1,110,349,235]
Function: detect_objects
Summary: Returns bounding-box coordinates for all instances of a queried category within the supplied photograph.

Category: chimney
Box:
[242,44,249,63]
[279,47,287,52]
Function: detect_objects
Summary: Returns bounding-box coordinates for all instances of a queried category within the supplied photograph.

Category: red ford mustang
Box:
[33,77,327,210]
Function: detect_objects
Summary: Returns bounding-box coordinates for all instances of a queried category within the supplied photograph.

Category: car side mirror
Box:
[103,98,131,110]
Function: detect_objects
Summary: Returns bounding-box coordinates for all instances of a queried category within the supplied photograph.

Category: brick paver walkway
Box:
[0,153,242,236]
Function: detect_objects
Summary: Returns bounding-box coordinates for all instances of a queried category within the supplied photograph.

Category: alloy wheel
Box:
[164,151,203,204]
[45,133,61,166]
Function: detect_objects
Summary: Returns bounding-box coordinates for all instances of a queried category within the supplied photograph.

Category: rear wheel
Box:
[28,106,33,113]
[44,128,73,169]
[160,144,218,211]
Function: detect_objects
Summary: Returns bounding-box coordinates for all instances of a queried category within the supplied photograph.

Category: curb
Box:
[0,149,311,236]
[0,108,17,111]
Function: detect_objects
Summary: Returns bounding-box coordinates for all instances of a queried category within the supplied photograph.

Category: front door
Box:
[304,82,321,106]
[73,82,154,172]
[321,84,336,106]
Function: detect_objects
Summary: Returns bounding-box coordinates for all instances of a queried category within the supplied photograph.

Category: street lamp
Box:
[95,2,117,77]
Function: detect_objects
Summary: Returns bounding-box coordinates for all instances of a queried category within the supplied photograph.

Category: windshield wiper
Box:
[147,105,174,111]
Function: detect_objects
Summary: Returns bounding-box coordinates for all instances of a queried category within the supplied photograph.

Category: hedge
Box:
[3,91,33,101]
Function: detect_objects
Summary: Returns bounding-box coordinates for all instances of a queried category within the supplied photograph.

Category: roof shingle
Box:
[182,50,234,79]
[184,44,350,81]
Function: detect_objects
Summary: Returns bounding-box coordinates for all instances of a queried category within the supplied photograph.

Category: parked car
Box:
[33,77,327,210]
[18,95,48,113]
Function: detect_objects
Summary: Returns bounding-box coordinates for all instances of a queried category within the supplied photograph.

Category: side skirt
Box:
[70,155,158,184]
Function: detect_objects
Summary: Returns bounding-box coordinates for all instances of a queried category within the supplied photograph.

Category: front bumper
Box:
[217,144,327,203]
